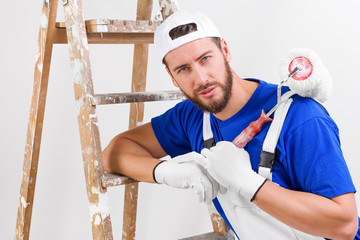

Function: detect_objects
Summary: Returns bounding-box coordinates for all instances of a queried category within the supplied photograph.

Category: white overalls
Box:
[203,91,324,240]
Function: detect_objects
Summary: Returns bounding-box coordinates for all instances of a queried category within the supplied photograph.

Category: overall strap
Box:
[202,111,240,240]
[202,90,294,181]
[258,91,295,180]
[203,111,216,149]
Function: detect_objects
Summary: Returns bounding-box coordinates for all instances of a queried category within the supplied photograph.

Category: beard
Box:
[180,59,233,114]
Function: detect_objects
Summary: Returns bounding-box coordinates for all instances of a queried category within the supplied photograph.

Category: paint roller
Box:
[232,48,333,148]
[279,48,333,103]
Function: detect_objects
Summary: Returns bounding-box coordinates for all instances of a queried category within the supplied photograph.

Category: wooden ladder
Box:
[14,0,233,239]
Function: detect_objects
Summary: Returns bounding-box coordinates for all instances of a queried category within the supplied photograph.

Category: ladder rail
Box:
[159,0,178,20]
[62,0,113,239]
[15,1,59,239]
[122,0,154,239]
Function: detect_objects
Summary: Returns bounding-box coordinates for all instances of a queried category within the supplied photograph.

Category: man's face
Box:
[165,38,233,113]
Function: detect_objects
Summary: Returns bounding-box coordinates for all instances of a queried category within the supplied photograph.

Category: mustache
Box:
[194,82,217,93]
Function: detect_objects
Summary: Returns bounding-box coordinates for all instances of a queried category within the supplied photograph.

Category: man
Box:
[102,11,359,239]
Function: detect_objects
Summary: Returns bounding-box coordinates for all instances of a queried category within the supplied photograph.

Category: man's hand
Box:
[196,141,267,202]
[153,152,224,203]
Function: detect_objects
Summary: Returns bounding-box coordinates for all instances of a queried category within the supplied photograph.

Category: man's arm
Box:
[102,122,167,183]
[254,181,358,240]
[102,122,221,203]
[198,141,359,240]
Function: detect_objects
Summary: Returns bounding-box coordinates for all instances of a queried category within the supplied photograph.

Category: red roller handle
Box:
[232,110,272,148]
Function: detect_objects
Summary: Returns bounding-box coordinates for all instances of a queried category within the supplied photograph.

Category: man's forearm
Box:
[253,181,358,240]
[102,135,162,183]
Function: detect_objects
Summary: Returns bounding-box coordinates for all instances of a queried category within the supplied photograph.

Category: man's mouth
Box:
[198,86,216,98]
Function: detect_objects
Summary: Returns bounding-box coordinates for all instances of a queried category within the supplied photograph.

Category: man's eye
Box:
[179,67,188,72]
[201,56,209,62]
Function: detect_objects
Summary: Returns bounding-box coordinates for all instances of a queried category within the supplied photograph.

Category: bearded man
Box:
[102,11,359,240]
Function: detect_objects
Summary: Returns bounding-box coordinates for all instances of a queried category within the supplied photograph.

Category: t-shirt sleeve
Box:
[151,101,194,158]
[281,116,356,199]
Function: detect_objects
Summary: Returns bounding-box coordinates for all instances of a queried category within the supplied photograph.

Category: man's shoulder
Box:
[154,99,203,127]
[284,95,337,133]
[172,99,202,115]
[290,95,330,118]
[245,79,332,124]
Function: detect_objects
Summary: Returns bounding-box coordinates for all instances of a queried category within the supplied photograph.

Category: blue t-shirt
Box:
[151,79,359,239]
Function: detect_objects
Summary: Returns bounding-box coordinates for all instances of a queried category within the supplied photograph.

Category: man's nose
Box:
[193,65,208,86]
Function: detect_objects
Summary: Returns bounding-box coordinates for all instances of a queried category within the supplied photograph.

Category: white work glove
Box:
[196,141,267,202]
[153,152,225,204]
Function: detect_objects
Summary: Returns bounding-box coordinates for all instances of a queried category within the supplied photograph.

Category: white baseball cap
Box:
[154,11,221,61]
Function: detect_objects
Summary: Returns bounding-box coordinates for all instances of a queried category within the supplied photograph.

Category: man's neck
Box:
[214,72,259,121]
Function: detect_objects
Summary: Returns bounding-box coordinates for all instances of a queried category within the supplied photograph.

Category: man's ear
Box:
[221,39,231,63]
[165,66,179,87]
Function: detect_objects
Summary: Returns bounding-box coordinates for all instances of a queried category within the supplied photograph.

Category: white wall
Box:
[1,0,359,239]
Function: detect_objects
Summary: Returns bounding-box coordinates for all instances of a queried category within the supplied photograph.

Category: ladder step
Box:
[86,19,161,33]
[56,19,161,33]
[91,90,185,105]
[102,172,137,188]
[180,232,233,240]
[54,19,161,44]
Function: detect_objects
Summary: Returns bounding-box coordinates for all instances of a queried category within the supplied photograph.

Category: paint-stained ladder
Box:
[15,0,234,239]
